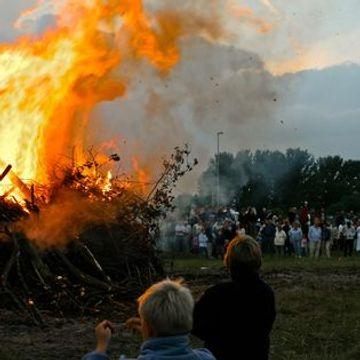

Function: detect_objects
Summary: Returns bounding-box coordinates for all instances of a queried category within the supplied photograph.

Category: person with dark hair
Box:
[289,221,303,258]
[274,223,286,255]
[192,235,276,360]
[288,207,297,225]
[343,221,356,257]
[300,201,309,235]
[321,221,332,258]
[260,218,276,254]
[308,218,322,258]
[282,219,292,255]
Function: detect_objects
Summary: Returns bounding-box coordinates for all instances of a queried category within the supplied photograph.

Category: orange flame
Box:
[131,157,150,195]
[0,0,220,202]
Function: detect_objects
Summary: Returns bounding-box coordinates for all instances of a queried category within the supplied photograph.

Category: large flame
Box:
[0,0,218,201]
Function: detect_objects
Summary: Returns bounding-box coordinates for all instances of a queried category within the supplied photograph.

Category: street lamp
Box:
[217,131,224,208]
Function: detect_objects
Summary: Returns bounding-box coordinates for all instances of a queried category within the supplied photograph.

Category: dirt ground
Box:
[1,256,360,360]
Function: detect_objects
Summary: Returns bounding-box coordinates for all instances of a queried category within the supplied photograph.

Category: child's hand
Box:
[125,317,142,334]
[95,320,115,353]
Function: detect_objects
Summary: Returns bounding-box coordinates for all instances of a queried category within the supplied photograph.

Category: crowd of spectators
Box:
[169,202,360,259]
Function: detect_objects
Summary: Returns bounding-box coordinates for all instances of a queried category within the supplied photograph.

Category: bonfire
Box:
[0,144,196,325]
[0,0,212,325]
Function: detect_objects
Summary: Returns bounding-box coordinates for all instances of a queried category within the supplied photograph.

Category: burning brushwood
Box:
[0,159,32,202]
[0,145,196,324]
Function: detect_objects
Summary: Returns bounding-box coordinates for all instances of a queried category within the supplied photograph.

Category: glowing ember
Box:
[102,171,113,194]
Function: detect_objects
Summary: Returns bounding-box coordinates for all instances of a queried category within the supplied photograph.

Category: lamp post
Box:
[217,131,224,208]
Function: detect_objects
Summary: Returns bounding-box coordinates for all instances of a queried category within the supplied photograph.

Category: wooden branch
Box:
[79,244,112,283]
[146,167,172,201]
[1,243,43,326]
[20,238,53,280]
[55,250,113,291]
[0,165,12,182]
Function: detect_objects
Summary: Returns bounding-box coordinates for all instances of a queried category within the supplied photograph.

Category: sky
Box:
[1,0,360,191]
[226,0,360,74]
[1,0,360,74]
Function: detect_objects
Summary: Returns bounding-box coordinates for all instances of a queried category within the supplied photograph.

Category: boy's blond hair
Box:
[138,279,194,336]
[224,235,262,275]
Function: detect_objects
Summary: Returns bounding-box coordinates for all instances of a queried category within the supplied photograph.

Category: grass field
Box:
[0,254,359,360]
[169,254,360,360]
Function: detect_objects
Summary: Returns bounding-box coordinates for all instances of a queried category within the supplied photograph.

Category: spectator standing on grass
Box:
[330,223,339,251]
[282,219,292,255]
[321,222,332,258]
[308,218,322,258]
[204,222,214,258]
[260,218,276,254]
[274,223,286,255]
[301,235,308,257]
[338,222,346,251]
[356,221,360,253]
[223,219,236,241]
[193,221,204,238]
[191,222,204,254]
[214,228,226,259]
[174,221,186,252]
[221,220,236,253]
[289,221,303,258]
[212,219,222,236]
[183,220,192,253]
[193,235,276,360]
[83,280,215,360]
[343,221,356,257]
[198,229,209,259]
[300,201,309,234]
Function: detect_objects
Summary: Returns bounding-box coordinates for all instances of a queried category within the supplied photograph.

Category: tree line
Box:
[196,149,360,213]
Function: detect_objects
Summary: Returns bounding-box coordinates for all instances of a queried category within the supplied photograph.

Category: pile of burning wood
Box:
[0,146,196,325]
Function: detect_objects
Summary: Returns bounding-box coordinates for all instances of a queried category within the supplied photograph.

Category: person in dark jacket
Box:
[260,218,276,254]
[192,235,276,360]
[321,222,332,258]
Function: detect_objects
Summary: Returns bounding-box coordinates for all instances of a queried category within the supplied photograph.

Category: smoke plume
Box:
[92,37,278,192]
[17,189,118,248]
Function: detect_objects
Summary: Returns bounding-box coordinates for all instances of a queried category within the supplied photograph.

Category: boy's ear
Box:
[142,319,156,339]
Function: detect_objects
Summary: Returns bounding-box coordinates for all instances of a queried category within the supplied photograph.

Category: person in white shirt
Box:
[183,221,192,252]
[198,230,209,258]
[356,222,360,253]
[342,221,356,257]
[274,223,287,256]
[288,221,303,258]
[308,218,322,258]
[174,222,186,252]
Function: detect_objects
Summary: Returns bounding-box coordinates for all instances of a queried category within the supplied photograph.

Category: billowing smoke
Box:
[17,189,118,248]
[92,37,278,192]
